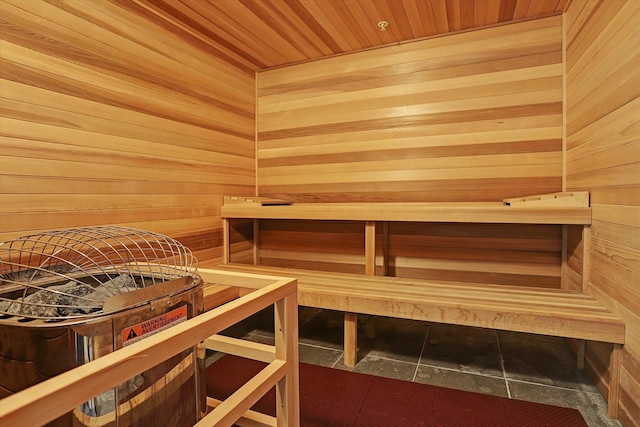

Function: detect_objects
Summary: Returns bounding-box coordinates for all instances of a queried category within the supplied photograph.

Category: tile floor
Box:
[215,306,621,427]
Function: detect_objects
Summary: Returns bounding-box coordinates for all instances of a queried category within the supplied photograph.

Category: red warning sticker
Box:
[122,305,188,347]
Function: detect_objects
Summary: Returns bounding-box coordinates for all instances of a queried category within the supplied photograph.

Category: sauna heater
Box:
[0,226,206,427]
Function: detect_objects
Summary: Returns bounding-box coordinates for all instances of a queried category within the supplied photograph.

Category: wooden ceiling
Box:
[123,0,571,72]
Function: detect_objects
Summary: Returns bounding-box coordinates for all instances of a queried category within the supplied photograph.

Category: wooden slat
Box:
[148,0,569,70]
[222,201,591,224]
[203,284,239,311]
[225,196,292,206]
[565,0,639,419]
[0,1,255,256]
[215,267,606,313]
[205,335,275,363]
[503,191,589,206]
[257,17,563,205]
[618,351,640,427]
[216,263,625,345]
[207,397,276,427]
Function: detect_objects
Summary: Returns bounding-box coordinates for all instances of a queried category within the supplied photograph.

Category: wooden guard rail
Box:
[0,268,300,427]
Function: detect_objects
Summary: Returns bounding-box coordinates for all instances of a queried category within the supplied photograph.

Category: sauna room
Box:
[0,0,637,426]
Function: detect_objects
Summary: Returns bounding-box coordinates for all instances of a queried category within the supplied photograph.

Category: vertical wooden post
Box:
[364,221,379,340]
[253,218,260,265]
[344,221,379,365]
[382,221,389,276]
[365,221,376,276]
[582,225,591,293]
[275,289,300,427]
[607,344,621,419]
[561,225,568,289]
[223,218,230,265]
[344,312,358,367]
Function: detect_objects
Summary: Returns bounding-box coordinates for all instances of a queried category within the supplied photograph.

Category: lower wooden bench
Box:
[211,263,625,417]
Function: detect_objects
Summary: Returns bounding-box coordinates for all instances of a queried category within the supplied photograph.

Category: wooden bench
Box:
[212,263,624,351]
[218,193,625,417]
[213,263,625,417]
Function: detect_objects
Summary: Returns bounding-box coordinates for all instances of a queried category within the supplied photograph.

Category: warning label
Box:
[122,305,188,347]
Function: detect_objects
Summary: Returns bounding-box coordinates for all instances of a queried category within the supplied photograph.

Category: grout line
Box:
[331,352,342,369]
[370,355,424,366]
[300,341,342,352]
[412,326,430,382]
[249,330,598,399]
[507,377,603,395]
[417,362,507,381]
[496,330,512,398]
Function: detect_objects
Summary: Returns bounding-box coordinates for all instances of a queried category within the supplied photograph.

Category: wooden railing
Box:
[0,268,299,427]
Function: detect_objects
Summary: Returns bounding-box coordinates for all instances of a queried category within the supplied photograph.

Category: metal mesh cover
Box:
[0,226,197,320]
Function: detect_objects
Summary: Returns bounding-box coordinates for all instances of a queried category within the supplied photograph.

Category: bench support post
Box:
[344,312,358,367]
[607,343,621,418]
[253,218,260,265]
[223,218,230,264]
[382,222,389,276]
[342,221,377,367]
[365,221,376,276]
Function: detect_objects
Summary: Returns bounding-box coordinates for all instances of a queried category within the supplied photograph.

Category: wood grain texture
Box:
[388,222,563,288]
[565,0,640,422]
[253,17,565,287]
[256,16,563,203]
[221,200,591,224]
[0,1,634,418]
[0,0,256,258]
[131,0,568,71]
[214,263,625,345]
[244,219,564,288]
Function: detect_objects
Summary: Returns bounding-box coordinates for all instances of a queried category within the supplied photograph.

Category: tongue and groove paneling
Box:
[0,0,256,264]
[254,17,564,286]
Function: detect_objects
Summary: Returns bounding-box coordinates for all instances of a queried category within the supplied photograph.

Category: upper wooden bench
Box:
[220,191,594,276]
[221,192,592,224]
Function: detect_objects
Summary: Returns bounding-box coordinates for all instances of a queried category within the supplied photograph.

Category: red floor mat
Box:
[206,355,588,427]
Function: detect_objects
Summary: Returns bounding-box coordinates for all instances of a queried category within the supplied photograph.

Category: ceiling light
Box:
[377,20,388,31]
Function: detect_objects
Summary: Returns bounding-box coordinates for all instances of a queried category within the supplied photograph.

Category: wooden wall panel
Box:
[0,0,256,265]
[564,225,586,292]
[565,0,640,423]
[227,219,256,266]
[254,17,564,285]
[257,219,366,274]
[256,16,563,203]
[620,351,640,427]
[388,222,562,287]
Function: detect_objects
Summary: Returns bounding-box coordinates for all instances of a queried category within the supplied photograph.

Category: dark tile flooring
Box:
[213,306,621,427]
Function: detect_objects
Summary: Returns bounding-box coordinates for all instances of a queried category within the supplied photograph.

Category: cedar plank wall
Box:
[255,17,564,286]
[0,0,256,266]
[565,1,640,425]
